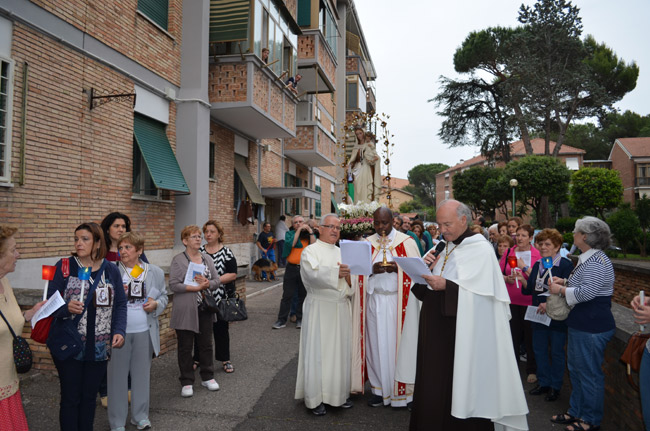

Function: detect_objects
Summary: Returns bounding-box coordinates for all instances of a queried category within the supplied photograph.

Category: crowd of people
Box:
[0,201,644,430]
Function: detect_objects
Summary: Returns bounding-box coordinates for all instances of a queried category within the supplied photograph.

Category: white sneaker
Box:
[181,385,193,397]
[201,379,220,391]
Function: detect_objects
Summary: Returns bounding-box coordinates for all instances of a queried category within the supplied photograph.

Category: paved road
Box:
[20,276,616,430]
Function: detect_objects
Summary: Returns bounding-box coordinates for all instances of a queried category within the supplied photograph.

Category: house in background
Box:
[607,137,650,205]
[436,138,586,208]
[378,176,413,209]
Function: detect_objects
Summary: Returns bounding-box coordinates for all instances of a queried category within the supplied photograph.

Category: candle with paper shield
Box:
[78,266,91,300]
[508,255,520,288]
[130,265,144,278]
[42,265,56,301]
[541,256,554,280]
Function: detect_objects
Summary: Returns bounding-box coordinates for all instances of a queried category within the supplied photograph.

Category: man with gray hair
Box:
[295,214,353,415]
[397,199,529,430]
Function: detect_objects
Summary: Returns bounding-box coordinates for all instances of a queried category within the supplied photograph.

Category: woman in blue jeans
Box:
[632,293,650,430]
[520,228,573,402]
[548,217,616,431]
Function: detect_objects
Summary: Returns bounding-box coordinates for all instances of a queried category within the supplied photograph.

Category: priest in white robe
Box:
[352,206,420,408]
[397,199,528,430]
[295,214,353,416]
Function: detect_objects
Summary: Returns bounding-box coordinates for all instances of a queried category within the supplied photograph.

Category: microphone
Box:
[431,241,446,258]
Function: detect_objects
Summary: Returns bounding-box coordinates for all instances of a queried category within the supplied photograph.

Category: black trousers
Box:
[276,263,306,323]
[176,309,214,386]
[510,303,537,375]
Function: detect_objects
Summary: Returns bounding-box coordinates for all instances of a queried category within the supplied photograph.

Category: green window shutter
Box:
[315,200,321,217]
[133,114,189,194]
[138,0,169,30]
[210,0,251,43]
[297,0,311,26]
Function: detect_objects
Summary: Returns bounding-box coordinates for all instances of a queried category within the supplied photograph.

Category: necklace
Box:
[439,242,459,276]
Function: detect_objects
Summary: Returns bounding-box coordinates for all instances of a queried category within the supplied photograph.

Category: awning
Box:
[331,196,339,214]
[133,114,190,194]
[234,157,265,205]
[209,0,250,43]
[261,187,321,200]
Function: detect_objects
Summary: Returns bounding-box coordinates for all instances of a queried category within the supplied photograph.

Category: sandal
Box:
[223,361,234,373]
[551,413,577,424]
[564,421,600,431]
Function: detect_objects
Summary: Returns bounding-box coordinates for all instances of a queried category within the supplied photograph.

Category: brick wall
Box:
[611,263,649,308]
[209,63,248,103]
[260,139,283,188]
[298,35,316,59]
[32,0,182,86]
[610,143,636,204]
[1,24,176,257]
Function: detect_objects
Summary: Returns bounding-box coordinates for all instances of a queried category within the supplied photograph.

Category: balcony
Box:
[366,84,376,113]
[346,55,368,88]
[283,120,337,167]
[637,177,650,187]
[296,30,337,94]
[208,55,297,139]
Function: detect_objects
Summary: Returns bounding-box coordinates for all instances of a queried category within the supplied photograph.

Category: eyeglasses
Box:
[189,235,202,240]
[321,224,342,231]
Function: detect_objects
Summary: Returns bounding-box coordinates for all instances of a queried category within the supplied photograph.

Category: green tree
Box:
[601,110,650,144]
[503,156,571,227]
[561,123,610,160]
[636,196,650,257]
[406,163,449,207]
[607,204,641,256]
[452,166,510,219]
[570,168,623,219]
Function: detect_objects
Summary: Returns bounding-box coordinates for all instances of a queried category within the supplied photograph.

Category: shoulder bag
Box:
[545,293,572,321]
[620,332,650,391]
[47,260,107,361]
[216,292,248,322]
[0,308,32,374]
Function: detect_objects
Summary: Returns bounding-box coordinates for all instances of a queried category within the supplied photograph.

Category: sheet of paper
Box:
[339,240,372,276]
[524,305,552,326]
[393,257,431,285]
[184,262,206,287]
[31,290,65,328]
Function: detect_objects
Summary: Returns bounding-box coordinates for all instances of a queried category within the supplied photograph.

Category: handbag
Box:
[199,290,220,314]
[46,260,107,361]
[545,293,572,321]
[620,332,650,391]
[0,308,32,374]
[216,293,248,322]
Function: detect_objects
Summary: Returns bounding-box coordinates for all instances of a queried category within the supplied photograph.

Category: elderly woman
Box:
[169,225,220,398]
[0,226,44,430]
[499,223,540,384]
[198,221,238,374]
[548,217,615,430]
[521,229,573,402]
[107,232,168,431]
[548,217,616,431]
[47,222,126,431]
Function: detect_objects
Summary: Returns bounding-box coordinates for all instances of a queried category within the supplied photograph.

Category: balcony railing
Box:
[637,177,650,187]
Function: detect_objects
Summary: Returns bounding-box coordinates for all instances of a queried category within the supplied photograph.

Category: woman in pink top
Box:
[499,224,541,384]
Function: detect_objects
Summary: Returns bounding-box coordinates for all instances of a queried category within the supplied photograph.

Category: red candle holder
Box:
[42,265,56,281]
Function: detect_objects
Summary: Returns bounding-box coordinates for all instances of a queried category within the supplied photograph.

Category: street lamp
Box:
[509,179,518,217]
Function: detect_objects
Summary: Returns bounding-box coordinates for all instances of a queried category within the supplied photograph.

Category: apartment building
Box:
[1,0,378,289]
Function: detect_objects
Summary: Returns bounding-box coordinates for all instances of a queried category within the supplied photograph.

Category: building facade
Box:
[0,0,377,290]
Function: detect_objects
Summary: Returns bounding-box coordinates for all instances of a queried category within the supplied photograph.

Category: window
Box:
[319,2,337,60]
[565,157,579,170]
[138,0,169,30]
[284,172,301,215]
[315,177,322,217]
[209,142,216,179]
[0,58,13,182]
[133,137,157,197]
[346,81,358,110]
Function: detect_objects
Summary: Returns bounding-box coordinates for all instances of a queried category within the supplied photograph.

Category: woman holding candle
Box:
[499,223,540,384]
[548,217,615,431]
[0,226,45,431]
[520,228,573,402]
[169,225,220,398]
[107,232,168,431]
[46,222,127,431]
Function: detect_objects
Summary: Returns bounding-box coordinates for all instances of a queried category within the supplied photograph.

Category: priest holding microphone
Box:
[397,199,529,430]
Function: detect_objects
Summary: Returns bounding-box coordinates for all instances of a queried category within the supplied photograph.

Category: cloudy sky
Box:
[353,0,650,179]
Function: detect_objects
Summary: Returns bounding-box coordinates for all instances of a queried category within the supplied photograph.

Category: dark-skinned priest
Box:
[396,199,528,430]
[295,214,354,416]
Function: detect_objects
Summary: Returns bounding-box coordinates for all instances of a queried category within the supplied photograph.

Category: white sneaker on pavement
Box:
[201,379,220,391]
[181,385,193,397]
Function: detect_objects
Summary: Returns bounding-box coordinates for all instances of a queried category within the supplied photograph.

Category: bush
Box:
[607,204,642,256]
[562,232,574,247]
[556,217,578,233]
